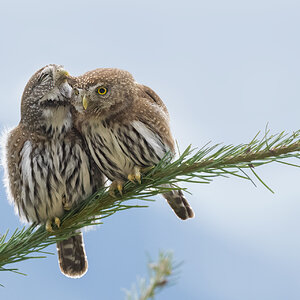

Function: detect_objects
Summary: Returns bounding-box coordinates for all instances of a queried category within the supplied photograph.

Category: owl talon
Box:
[62,195,72,211]
[63,202,72,211]
[128,174,135,183]
[55,217,61,228]
[134,167,141,184]
[46,219,54,233]
[45,217,61,233]
[127,166,142,184]
[109,180,124,197]
[117,183,123,195]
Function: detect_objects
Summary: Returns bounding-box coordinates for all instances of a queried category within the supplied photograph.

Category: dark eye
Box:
[74,88,79,95]
[97,87,107,95]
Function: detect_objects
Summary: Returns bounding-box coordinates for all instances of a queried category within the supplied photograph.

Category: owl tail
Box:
[56,232,88,278]
[162,185,195,220]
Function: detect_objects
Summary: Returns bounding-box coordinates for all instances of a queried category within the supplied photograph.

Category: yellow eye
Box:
[74,88,79,95]
[97,87,107,95]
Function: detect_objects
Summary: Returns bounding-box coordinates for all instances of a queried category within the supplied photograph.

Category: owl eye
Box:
[97,87,107,95]
[74,88,79,95]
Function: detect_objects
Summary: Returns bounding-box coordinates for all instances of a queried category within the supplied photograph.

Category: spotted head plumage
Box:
[70,68,137,117]
[19,64,73,138]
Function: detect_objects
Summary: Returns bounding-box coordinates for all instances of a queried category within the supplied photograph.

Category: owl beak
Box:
[82,95,88,110]
[55,68,70,84]
[56,66,70,78]
[59,70,70,77]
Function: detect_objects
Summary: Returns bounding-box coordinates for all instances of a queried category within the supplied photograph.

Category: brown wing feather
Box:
[133,84,175,153]
[5,125,31,218]
[137,84,169,115]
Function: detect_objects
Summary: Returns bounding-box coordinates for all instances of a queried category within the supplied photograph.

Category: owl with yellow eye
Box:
[69,68,194,220]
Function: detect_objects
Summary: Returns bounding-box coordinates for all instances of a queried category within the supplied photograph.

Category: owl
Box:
[69,68,194,220]
[3,64,104,278]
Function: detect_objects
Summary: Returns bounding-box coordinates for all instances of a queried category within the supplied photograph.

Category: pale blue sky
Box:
[0,0,300,299]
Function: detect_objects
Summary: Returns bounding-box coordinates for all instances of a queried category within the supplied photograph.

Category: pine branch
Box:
[124,251,178,300]
[0,129,300,279]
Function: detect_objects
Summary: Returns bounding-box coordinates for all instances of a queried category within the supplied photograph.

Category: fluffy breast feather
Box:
[81,119,171,181]
[3,125,97,224]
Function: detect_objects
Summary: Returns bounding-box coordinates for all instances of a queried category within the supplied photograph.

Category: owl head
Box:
[70,68,137,118]
[20,64,72,132]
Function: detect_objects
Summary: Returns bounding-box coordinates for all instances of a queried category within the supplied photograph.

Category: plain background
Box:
[0,0,300,299]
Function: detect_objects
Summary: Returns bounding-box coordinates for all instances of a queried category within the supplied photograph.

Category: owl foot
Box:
[55,217,61,228]
[45,219,54,233]
[45,217,61,233]
[127,166,142,184]
[63,202,72,211]
[109,180,124,197]
[127,166,155,184]
[62,195,72,211]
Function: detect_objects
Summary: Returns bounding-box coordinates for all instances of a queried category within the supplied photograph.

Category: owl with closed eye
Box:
[3,64,104,278]
[69,68,194,220]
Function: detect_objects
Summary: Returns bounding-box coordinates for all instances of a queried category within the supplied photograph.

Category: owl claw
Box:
[127,166,142,184]
[63,202,72,211]
[46,219,55,233]
[117,183,123,195]
[109,180,124,197]
[128,174,135,183]
[55,217,61,228]
[134,172,141,184]
[45,217,61,233]
[62,196,72,211]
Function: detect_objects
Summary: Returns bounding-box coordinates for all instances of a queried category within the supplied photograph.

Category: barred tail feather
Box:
[163,187,194,220]
[56,233,88,278]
